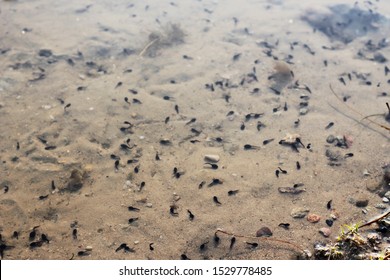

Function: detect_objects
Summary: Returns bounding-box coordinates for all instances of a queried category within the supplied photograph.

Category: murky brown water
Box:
[0,0,389,260]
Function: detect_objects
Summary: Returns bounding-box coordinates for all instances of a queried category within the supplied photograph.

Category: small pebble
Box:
[319,227,331,237]
[299,108,308,115]
[355,196,369,207]
[367,233,381,243]
[383,197,389,203]
[307,213,321,223]
[146,203,153,208]
[256,227,273,237]
[204,154,220,163]
[384,191,390,200]
[325,219,333,227]
[330,210,339,220]
[362,169,371,176]
[85,246,93,251]
[366,181,381,192]
[134,240,140,244]
[374,203,387,209]
[291,207,310,219]
[326,135,335,144]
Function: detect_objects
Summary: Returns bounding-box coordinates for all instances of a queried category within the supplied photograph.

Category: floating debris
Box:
[268,62,293,94]
[302,4,387,44]
[139,23,186,57]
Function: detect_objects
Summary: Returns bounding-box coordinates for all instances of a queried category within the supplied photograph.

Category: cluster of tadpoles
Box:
[214,229,307,257]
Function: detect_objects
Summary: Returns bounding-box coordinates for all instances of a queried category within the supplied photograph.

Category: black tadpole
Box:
[213,196,222,205]
[187,210,195,221]
[244,144,260,150]
[115,243,127,252]
[229,237,236,250]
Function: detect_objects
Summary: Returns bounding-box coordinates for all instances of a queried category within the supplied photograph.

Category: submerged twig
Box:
[139,38,158,57]
[355,208,390,232]
[215,229,305,253]
[329,84,390,132]
[138,23,185,57]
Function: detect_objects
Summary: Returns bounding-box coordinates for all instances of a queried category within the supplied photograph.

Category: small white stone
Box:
[134,240,139,244]
[146,203,153,208]
[139,135,145,139]
[383,197,389,203]
[384,191,390,200]
[204,154,220,163]
[303,249,312,258]
[85,246,93,251]
[299,108,308,115]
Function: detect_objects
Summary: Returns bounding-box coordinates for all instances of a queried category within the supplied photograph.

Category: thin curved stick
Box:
[139,38,158,57]
[361,113,383,121]
[215,229,305,253]
[357,208,390,231]
[329,84,390,131]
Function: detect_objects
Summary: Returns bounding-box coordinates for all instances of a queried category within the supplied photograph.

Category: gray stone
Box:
[299,108,308,115]
[326,135,336,144]
[325,149,341,161]
[291,207,310,218]
[374,203,387,209]
[63,169,84,192]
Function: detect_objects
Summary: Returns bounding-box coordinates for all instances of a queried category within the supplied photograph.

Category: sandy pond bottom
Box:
[0,0,390,260]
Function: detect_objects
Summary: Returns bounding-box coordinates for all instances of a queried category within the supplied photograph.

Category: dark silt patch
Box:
[301,4,387,44]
